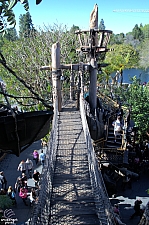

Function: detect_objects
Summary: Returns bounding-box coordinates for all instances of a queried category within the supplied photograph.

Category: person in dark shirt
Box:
[21,173,28,188]
[15,176,23,193]
[130,199,143,219]
[32,170,40,188]
[0,171,7,190]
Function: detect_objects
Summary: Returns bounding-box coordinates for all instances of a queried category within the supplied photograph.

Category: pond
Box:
[111,68,149,84]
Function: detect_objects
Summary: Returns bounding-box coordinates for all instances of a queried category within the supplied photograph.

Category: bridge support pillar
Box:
[52,42,62,112]
[89,58,97,115]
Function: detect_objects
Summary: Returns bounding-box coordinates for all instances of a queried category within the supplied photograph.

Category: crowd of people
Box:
[106,102,149,224]
[0,146,46,208]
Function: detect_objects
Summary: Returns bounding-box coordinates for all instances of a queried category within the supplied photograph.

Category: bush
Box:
[0,195,13,209]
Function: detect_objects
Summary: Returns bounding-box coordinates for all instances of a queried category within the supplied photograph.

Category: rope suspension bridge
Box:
[28,5,149,225]
[1,4,148,225]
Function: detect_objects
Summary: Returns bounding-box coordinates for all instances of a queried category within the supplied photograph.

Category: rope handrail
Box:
[80,93,116,225]
[30,99,59,224]
[93,137,105,144]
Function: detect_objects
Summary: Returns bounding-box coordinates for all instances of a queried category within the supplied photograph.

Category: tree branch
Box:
[0,91,38,99]
[0,52,52,109]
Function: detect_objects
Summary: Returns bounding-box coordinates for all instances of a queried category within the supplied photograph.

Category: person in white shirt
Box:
[29,188,38,206]
[112,116,122,143]
[26,158,33,178]
[17,160,27,174]
[39,150,46,167]
[0,172,4,188]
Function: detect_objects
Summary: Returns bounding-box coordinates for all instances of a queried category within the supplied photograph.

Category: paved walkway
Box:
[0,140,43,225]
[110,171,149,225]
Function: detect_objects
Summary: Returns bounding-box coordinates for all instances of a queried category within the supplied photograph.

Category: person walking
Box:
[112,115,122,143]
[41,139,48,148]
[17,160,27,174]
[26,158,33,178]
[19,186,28,206]
[33,150,39,165]
[15,176,23,193]
[130,199,143,219]
[0,172,4,188]
[29,188,38,206]
[32,170,40,188]
[113,204,120,215]
[0,171,7,190]
[39,150,46,167]
[21,173,28,188]
[7,186,17,205]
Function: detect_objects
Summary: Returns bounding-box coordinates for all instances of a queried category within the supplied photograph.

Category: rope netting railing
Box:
[29,88,119,224]
[29,99,59,224]
[138,202,149,225]
[80,93,116,225]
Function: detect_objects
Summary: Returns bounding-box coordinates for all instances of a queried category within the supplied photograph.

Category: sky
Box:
[13,0,149,34]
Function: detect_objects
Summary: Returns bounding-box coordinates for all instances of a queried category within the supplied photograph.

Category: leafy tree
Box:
[98,68,112,89]
[109,33,124,45]
[70,25,80,33]
[132,24,144,41]
[19,12,36,38]
[123,76,149,140]
[99,19,105,30]
[0,0,42,33]
[0,24,79,111]
[3,27,18,41]
[141,24,149,39]
[138,39,149,69]
[104,44,139,77]
[124,33,140,49]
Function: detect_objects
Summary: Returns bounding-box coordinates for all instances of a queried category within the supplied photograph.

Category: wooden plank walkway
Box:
[49,102,99,224]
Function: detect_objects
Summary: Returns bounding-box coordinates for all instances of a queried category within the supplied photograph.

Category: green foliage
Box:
[138,39,149,69]
[0,1,16,32]
[141,24,149,39]
[104,44,139,74]
[122,76,149,140]
[0,0,29,33]
[0,24,79,111]
[19,12,36,38]
[109,33,125,45]
[0,0,43,33]
[132,24,144,41]
[99,19,105,30]
[0,195,13,209]
[3,27,18,41]
[70,25,80,33]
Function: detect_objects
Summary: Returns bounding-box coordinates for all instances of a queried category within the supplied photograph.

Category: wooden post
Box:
[70,68,75,100]
[89,58,97,114]
[77,74,81,109]
[51,42,61,111]
[80,62,84,96]
[88,4,98,115]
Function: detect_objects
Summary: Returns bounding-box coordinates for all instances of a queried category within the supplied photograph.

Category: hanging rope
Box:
[0,81,20,156]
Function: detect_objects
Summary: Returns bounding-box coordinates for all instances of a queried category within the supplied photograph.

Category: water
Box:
[111,68,149,84]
